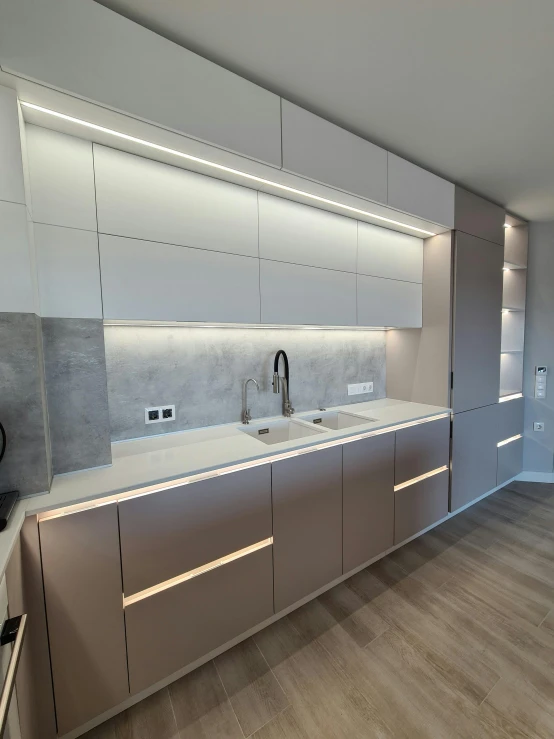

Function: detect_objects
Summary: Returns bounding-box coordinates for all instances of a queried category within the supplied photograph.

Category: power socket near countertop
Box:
[348,382,373,396]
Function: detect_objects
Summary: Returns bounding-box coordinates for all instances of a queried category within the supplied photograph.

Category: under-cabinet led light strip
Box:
[103,320,391,331]
[123,538,273,607]
[497,434,522,448]
[393,465,449,492]
[498,393,523,403]
[20,101,436,237]
[37,412,451,522]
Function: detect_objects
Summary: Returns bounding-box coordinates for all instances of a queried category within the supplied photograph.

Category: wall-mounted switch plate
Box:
[145,405,176,424]
[347,382,374,396]
[534,422,545,432]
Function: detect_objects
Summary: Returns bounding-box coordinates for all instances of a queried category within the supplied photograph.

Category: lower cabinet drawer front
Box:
[497,436,523,486]
[394,471,449,545]
[394,417,450,486]
[119,464,272,596]
[125,546,274,695]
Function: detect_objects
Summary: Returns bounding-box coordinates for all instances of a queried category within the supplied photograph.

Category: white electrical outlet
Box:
[347,382,374,396]
[145,405,176,424]
[534,422,545,432]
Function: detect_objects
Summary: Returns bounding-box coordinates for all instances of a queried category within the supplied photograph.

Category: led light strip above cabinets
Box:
[123,537,273,607]
[393,465,449,492]
[497,434,522,448]
[20,101,436,237]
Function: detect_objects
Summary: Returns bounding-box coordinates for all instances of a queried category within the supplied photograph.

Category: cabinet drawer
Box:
[272,446,343,612]
[343,433,394,572]
[119,464,272,596]
[394,417,450,486]
[497,436,523,486]
[125,546,273,694]
[497,397,524,442]
[394,470,449,544]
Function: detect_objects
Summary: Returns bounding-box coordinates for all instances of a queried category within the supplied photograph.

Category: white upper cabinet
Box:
[387,154,455,229]
[34,223,102,319]
[0,201,35,313]
[0,86,25,206]
[357,275,422,328]
[281,101,387,204]
[260,260,356,326]
[258,193,357,273]
[100,235,260,323]
[357,222,423,283]
[93,146,259,258]
[26,126,97,231]
[0,0,281,166]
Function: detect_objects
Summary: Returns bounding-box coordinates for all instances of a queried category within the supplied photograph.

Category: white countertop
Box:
[0,398,449,579]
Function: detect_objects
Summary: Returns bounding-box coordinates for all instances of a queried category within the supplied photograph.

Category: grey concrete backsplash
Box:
[0,313,50,496]
[104,326,386,441]
[42,318,112,475]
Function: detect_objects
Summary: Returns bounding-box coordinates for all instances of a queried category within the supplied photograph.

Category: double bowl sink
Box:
[240,410,377,446]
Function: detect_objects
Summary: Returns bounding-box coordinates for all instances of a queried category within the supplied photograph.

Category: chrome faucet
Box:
[241,378,259,424]
[273,349,294,417]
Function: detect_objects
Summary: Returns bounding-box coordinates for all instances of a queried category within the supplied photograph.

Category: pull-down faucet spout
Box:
[273,349,294,417]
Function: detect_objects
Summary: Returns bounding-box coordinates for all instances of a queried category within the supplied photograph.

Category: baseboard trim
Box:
[516,471,554,483]
[61,472,520,739]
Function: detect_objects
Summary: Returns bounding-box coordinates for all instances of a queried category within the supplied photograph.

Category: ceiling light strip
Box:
[393,465,449,492]
[497,434,522,448]
[37,412,451,521]
[123,537,273,607]
[498,393,523,403]
[20,101,436,236]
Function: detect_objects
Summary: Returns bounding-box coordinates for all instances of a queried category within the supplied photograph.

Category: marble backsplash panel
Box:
[104,326,386,441]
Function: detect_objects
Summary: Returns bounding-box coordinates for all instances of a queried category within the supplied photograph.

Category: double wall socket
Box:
[145,405,176,424]
[348,382,374,396]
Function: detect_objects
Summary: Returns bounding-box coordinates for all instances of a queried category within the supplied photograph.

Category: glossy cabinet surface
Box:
[452,232,503,413]
[357,274,422,328]
[258,192,357,273]
[451,404,499,512]
[100,234,261,323]
[260,260,356,326]
[119,464,272,596]
[272,446,343,611]
[395,417,450,485]
[125,546,273,694]
[387,153,455,228]
[281,100,387,203]
[40,505,129,735]
[342,433,395,572]
[394,470,449,544]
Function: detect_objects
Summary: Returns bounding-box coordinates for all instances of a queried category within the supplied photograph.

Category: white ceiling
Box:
[93,0,554,221]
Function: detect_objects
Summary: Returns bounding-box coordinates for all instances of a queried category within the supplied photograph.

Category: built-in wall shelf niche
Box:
[500,215,528,399]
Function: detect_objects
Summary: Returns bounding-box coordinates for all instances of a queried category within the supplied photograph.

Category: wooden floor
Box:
[85,481,554,738]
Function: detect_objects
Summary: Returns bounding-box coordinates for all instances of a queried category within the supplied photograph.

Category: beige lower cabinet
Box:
[342,433,395,572]
[272,446,343,612]
[39,505,129,735]
[394,470,449,544]
[497,436,524,486]
[125,545,273,694]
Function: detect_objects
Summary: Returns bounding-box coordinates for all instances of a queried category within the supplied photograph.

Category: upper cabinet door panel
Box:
[454,187,505,245]
[93,146,259,258]
[387,154,455,228]
[26,125,97,231]
[357,222,423,283]
[100,234,260,323]
[452,233,503,413]
[357,275,422,328]
[260,260,356,326]
[281,101,387,204]
[0,86,25,206]
[0,0,282,165]
[258,193,357,273]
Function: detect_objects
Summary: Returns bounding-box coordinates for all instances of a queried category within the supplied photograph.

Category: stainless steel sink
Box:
[240,419,326,445]
[299,410,376,430]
